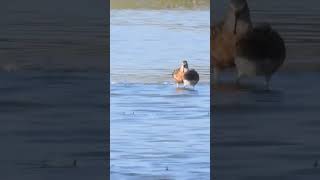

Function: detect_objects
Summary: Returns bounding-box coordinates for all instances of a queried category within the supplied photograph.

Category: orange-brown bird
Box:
[172,60,199,88]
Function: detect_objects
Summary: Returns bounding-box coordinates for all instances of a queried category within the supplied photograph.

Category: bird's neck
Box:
[180,66,189,72]
[224,7,252,36]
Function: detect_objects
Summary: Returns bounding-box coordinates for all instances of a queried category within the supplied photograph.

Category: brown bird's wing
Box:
[172,68,184,83]
[212,21,223,34]
[211,23,237,70]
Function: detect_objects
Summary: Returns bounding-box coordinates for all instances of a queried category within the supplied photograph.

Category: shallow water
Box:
[213,72,320,180]
[0,0,108,179]
[111,10,210,84]
[0,0,107,72]
[111,9,210,179]
[111,84,209,179]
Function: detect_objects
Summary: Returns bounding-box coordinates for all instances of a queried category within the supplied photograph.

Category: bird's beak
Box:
[234,11,240,34]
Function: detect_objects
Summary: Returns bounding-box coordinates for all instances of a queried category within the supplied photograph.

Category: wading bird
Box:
[172,60,199,88]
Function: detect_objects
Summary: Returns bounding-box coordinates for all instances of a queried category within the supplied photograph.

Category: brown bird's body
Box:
[172,60,199,88]
[211,0,252,83]
[172,66,185,84]
[211,24,236,69]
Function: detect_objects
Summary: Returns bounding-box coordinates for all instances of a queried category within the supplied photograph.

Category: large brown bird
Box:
[211,0,252,83]
[172,60,199,88]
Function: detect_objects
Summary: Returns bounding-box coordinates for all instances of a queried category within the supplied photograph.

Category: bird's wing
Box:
[172,68,184,83]
[172,68,178,76]
[184,69,199,81]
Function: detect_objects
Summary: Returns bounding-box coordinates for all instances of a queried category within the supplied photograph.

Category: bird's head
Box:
[181,60,189,69]
[229,0,248,34]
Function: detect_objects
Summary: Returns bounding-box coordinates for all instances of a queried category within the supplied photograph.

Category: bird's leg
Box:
[265,76,271,90]
[176,83,179,88]
[183,80,188,88]
[236,74,243,86]
[213,66,219,84]
[236,69,249,86]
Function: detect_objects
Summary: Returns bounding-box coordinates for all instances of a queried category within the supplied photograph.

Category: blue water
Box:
[111,9,210,179]
[111,10,209,84]
[111,84,209,179]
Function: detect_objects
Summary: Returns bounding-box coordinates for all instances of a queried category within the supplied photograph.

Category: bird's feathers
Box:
[172,63,199,86]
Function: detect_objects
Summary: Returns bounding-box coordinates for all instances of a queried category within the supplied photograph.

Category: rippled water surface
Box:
[111,10,209,83]
[0,72,106,179]
[111,84,209,179]
[111,10,210,179]
[0,0,107,179]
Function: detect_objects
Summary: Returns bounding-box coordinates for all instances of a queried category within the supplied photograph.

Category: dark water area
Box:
[0,0,108,72]
[213,72,320,180]
[0,72,107,179]
[0,0,108,179]
[212,1,320,179]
